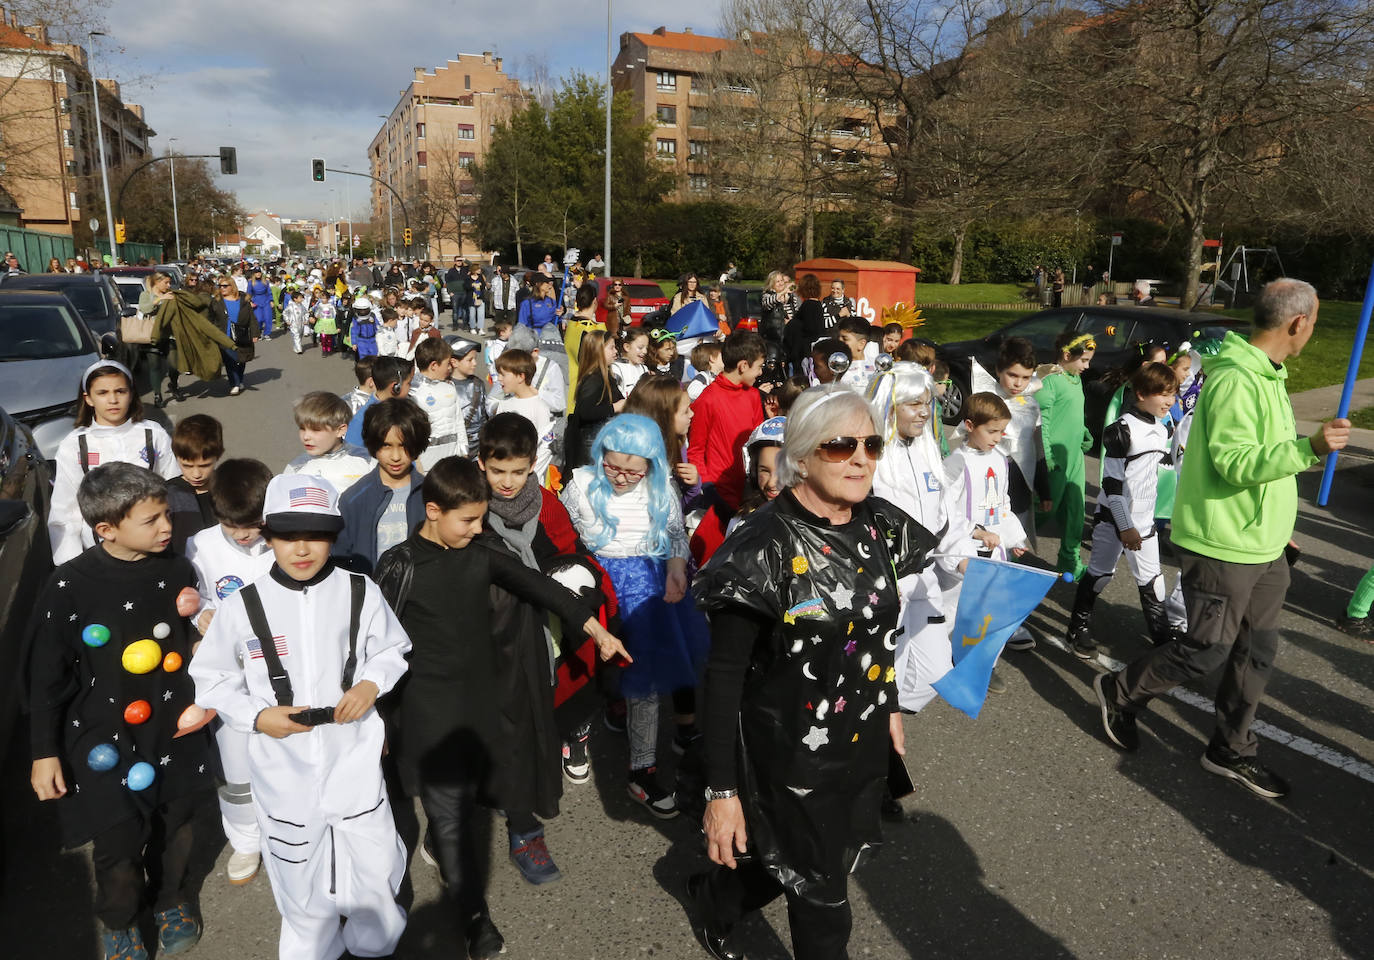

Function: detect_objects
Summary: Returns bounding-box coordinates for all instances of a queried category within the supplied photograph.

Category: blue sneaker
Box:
[509,828,562,885]
[154,903,202,956]
[100,925,148,960]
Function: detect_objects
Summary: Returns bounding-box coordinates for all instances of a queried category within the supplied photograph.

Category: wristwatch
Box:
[704,787,738,802]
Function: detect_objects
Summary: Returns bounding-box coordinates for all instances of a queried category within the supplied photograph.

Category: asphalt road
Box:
[2,330,1371,959]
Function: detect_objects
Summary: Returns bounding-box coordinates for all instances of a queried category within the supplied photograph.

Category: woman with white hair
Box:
[689,384,937,960]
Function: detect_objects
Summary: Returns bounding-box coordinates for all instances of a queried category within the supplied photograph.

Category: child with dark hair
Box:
[50,361,180,564]
[1037,330,1098,578]
[344,355,412,447]
[344,356,379,415]
[809,336,845,385]
[334,398,432,573]
[185,457,275,888]
[686,341,724,401]
[373,457,628,959]
[450,339,489,455]
[1068,362,1183,657]
[412,338,467,469]
[28,462,217,958]
[881,321,904,355]
[493,348,555,485]
[168,413,225,552]
[192,475,412,960]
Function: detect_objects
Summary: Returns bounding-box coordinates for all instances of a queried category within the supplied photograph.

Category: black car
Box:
[0,272,131,340]
[935,305,1248,433]
[0,406,53,765]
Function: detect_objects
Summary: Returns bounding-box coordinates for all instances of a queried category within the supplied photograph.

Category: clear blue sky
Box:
[95,1,721,220]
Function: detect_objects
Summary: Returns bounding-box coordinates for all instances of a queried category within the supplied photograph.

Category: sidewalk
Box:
[1290,377,1374,467]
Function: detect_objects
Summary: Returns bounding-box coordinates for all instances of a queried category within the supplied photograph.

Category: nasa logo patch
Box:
[215,575,245,599]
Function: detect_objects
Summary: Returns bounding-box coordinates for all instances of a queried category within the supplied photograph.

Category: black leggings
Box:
[91,793,205,929]
[703,860,853,960]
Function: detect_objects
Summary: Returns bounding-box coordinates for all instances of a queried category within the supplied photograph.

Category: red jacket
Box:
[687,375,764,513]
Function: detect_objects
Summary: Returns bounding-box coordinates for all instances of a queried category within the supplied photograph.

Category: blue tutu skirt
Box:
[598,555,710,699]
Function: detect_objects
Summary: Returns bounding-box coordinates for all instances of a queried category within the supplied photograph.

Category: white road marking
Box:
[1037,632,1374,785]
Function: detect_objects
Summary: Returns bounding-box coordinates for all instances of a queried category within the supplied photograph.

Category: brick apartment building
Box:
[0,14,153,240]
[368,52,524,262]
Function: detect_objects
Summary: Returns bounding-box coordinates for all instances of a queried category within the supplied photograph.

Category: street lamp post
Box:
[378,116,395,259]
[168,137,181,261]
[603,0,613,277]
[87,32,119,265]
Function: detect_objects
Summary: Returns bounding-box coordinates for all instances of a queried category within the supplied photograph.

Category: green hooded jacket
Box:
[1171,330,1316,563]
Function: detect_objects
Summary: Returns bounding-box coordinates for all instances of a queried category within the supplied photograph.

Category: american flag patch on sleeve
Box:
[289,486,331,508]
[246,635,290,659]
[83,451,100,466]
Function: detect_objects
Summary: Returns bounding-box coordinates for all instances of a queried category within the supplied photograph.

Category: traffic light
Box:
[403,227,413,246]
[219,146,237,175]
[115,221,126,244]
[311,158,326,182]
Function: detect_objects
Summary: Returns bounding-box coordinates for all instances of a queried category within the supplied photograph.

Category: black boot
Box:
[1139,587,1181,646]
[1067,579,1098,660]
[686,873,743,960]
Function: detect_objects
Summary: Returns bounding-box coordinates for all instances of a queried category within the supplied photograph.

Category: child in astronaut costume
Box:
[867,363,971,711]
[1066,362,1185,659]
[191,475,412,960]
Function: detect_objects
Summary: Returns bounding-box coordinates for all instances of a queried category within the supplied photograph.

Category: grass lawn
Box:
[1218,300,1372,394]
[914,282,1033,304]
[1349,406,1374,429]
[913,308,1026,343]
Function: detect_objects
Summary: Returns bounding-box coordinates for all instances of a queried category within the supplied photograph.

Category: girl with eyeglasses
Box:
[560,414,709,820]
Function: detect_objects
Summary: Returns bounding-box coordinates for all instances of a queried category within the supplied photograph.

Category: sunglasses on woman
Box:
[815,434,884,462]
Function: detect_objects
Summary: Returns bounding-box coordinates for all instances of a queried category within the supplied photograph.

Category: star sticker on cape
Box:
[162,691,173,702]
[157,581,166,589]
[802,725,830,751]
[159,755,171,766]
[68,613,78,621]
[71,719,80,727]
[831,585,855,610]
[57,580,67,588]
[123,602,134,611]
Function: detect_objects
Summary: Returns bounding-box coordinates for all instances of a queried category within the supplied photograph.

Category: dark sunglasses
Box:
[816,434,884,462]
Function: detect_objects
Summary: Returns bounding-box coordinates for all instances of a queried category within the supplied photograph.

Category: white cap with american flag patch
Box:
[263,474,345,534]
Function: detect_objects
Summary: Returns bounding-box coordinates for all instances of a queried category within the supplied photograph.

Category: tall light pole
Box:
[603,0,613,276]
[168,137,182,261]
[87,32,118,264]
[345,179,354,263]
[378,116,395,259]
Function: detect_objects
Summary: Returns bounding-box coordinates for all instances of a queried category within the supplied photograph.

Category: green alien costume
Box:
[1037,368,1093,576]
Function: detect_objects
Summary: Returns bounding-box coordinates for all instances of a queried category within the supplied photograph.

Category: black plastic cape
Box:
[694,490,936,906]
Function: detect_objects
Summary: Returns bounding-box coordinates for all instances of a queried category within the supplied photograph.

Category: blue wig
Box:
[584,413,675,558]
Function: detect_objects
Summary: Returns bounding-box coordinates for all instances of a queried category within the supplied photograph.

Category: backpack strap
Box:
[78,433,90,475]
[144,428,155,469]
[341,573,365,692]
[240,583,294,706]
[532,356,550,390]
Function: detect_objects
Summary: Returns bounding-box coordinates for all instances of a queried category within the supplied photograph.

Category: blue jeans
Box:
[221,347,245,389]
[468,302,485,331]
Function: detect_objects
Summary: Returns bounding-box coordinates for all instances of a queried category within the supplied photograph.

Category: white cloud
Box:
[88,0,723,218]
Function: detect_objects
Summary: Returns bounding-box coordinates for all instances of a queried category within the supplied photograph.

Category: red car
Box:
[590,277,669,328]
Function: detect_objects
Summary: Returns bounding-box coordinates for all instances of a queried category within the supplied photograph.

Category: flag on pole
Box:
[931,558,1063,718]
[666,299,721,340]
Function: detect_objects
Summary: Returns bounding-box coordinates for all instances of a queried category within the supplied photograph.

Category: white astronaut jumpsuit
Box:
[191,567,411,960]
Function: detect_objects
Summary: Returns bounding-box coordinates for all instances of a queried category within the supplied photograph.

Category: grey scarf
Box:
[486,476,556,684]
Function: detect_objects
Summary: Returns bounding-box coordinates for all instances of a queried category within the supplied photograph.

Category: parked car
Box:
[0,289,103,460]
[0,272,130,340]
[0,404,52,765]
[589,277,670,328]
[935,305,1248,433]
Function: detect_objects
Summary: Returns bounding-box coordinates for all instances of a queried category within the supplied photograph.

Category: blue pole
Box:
[1316,258,1374,506]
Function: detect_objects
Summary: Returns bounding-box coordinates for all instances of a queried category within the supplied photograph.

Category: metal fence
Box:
[95,238,164,264]
[0,225,76,272]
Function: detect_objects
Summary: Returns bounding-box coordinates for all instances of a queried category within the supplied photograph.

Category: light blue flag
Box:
[666,299,721,339]
[931,558,1064,718]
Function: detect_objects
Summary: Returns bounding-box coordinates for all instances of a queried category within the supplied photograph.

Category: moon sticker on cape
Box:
[801,661,819,680]
[883,629,898,650]
[857,542,872,559]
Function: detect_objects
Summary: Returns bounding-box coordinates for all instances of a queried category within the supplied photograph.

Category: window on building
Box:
[690,107,709,127]
[656,71,676,91]
[417,150,427,166]
[460,180,475,195]
[66,159,78,175]
[689,140,707,159]
[458,152,474,168]
[457,124,475,139]
[691,74,706,93]
[62,128,74,147]
[55,68,66,83]
[69,191,79,209]
[465,74,471,90]
[416,122,425,138]
[656,138,677,158]
[689,174,708,192]
[59,97,71,114]
[489,124,496,137]
[656,104,676,126]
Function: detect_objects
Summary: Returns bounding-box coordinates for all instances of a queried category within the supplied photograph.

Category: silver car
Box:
[0,289,101,460]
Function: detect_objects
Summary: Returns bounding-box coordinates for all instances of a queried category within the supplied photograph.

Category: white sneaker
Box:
[227,849,260,885]
[228,385,242,396]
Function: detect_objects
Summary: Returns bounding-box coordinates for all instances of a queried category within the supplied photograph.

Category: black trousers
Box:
[91,793,204,929]
[704,861,852,960]
[419,782,490,924]
[1111,547,1289,756]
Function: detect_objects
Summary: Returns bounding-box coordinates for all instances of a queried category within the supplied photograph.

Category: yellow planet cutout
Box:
[866,664,881,681]
[121,639,163,675]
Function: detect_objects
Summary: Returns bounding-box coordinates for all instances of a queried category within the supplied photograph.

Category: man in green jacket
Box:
[1093,278,1350,799]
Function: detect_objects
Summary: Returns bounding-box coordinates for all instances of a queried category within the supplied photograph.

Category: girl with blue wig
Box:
[561,414,709,819]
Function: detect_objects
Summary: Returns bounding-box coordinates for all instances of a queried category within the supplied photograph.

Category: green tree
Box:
[282,229,306,253]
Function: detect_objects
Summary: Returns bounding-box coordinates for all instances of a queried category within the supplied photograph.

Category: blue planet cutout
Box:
[126,761,155,791]
[87,744,119,771]
[82,624,111,647]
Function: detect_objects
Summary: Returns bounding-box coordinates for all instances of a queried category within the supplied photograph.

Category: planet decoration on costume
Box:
[152,621,171,640]
[86,744,119,772]
[177,704,206,731]
[175,587,200,617]
[123,700,152,724]
[828,352,851,375]
[126,762,155,791]
[162,651,183,672]
[121,639,163,674]
[81,624,111,648]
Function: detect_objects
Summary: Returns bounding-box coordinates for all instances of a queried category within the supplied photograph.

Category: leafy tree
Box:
[282,229,306,253]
